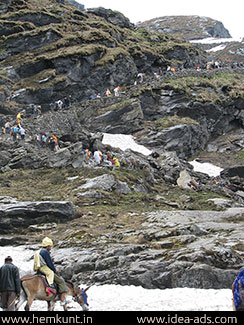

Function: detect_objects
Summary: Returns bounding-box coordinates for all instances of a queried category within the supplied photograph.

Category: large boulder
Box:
[87,99,144,134]
[156,151,185,183]
[141,124,206,159]
[221,166,244,178]
[0,200,75,234]
[177,169,192,189]
[0,150,11,167]
[76,174,116,192]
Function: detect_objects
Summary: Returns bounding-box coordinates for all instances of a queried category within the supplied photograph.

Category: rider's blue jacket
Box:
[40,249,56,273]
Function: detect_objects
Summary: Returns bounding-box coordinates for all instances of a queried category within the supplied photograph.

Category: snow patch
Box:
[102,133,152,156]
[189,160,223,177]
[207,44,227,52]
[190,37,242,44]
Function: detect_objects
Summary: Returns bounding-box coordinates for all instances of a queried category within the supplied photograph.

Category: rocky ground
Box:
[1,67,244,290]
[1,114,244,290]
[1,0,244,291]
[56,207,244,290]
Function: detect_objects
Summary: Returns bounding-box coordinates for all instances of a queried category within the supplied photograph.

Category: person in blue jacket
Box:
[36,237,68,306]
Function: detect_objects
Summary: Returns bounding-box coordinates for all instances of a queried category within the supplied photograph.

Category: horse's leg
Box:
[24,303,29,311]
[81,303,89,311]
[21,286,34,311]
[25,295,34,311]
[15,290,26,311]
[47,301,55,311]
[60,292,68,308]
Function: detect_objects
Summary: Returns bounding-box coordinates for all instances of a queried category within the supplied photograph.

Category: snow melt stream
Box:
[0,246,233,311]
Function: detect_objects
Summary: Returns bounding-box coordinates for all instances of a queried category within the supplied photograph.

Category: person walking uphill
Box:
[0,256,21,311]
[33,237,68,305]
[49,134,59,151]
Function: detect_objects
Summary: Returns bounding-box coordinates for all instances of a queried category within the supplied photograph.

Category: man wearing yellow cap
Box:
[34,237,68,305]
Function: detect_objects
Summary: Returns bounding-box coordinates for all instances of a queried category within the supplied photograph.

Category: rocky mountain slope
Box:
[138,15,244,65]
[1,66,244,290]
[0,0,204,114]
[1,0,244,292]
[137,16,231,41]
[193,38,244,65]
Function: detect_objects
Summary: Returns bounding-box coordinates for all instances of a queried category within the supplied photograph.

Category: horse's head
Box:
[73,286,89,311]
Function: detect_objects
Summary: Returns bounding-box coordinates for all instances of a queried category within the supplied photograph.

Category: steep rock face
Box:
[221,167,244,178]
[87,7,134,29]
[131,73,244,158]
[1,70,244,168]
[138,16,231,41]
[4,29,62,56]
[0,0,13,14]
[83,98,144,134]
[139,124,207,158]
[68,0,84,11]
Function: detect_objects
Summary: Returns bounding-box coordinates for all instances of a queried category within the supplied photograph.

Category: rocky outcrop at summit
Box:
[86,7,134,29]
[138,16,232,41]
[68,0,84,11]
[137,15,244,65]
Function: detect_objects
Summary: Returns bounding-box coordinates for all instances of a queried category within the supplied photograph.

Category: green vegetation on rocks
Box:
[161,72,244,103]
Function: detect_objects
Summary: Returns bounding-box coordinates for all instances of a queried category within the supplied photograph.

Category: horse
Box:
[15,274,89,311]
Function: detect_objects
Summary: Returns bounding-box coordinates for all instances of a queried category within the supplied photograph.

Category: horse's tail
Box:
[15,281,27,311]
[21,280,28,297]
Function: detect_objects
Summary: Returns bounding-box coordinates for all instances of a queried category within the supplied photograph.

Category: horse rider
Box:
[0,256,21,311]
[33,237,68,305]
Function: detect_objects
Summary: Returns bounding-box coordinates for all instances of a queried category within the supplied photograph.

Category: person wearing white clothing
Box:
[114,87,120,97]
[19,127,25,140]
[94,150,102,164]
[57,100,63,112]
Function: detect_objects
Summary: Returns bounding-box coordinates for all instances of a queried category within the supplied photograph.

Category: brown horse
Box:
[15,274,89,311]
